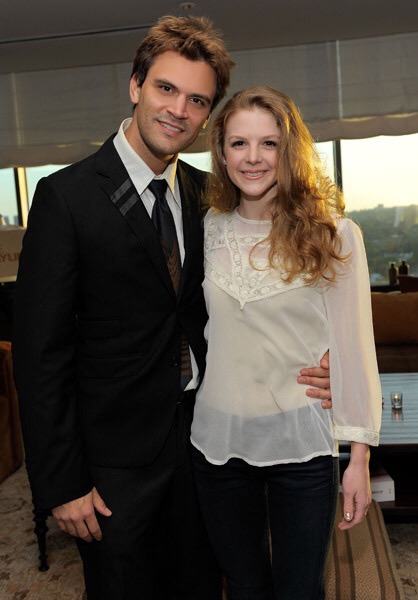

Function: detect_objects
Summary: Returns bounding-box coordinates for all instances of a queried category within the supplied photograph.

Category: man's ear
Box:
[129,76,141,104]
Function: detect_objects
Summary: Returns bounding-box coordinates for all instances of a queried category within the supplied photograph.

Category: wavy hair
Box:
[131,15,235,111]
[207,85,347,284]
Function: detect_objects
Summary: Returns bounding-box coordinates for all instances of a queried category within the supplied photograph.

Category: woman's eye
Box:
[231,141,245,147]
[264,140,278,147]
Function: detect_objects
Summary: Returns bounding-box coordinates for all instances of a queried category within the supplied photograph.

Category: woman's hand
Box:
[338,442,371,530]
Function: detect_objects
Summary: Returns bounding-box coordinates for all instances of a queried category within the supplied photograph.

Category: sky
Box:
[339,133,418,211]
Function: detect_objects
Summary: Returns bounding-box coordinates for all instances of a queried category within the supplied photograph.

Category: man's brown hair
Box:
[131,15,234,110]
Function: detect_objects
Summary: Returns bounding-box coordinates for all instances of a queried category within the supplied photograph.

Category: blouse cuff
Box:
[334,425,380,447]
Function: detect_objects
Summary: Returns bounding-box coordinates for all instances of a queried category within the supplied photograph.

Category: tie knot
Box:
[148,179,168,200]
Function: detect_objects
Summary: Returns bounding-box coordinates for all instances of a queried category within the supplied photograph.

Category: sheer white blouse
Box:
[190,209,382,466]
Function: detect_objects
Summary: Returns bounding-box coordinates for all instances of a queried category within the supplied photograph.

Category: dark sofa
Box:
[371,291,418,373]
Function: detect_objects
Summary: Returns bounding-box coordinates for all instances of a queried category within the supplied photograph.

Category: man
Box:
[13,15,331,600]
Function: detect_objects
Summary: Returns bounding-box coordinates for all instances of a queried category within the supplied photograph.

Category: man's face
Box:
[126,51,216,173]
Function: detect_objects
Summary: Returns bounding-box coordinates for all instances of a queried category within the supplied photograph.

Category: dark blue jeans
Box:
[192,448,339,600]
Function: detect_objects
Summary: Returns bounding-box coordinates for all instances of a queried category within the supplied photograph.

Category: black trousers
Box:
[77,397,221,600]
[193,448,339,600]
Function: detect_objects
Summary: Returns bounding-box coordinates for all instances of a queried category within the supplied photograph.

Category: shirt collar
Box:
[113,118,180,206]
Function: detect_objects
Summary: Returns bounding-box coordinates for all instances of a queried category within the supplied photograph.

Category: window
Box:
[26,165,68,207]
[10,133,418,284]
[342,134,418,283]
[316,141,335,182]
[179,151,212,172]
[180,144,335,180]
[0,169,18,225]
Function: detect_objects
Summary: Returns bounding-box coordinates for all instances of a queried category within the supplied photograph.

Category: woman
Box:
[191,86,381,600]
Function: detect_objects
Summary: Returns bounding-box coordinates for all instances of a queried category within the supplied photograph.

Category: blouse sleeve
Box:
[326,218,381,446]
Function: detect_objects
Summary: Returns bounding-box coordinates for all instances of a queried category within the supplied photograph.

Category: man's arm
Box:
[297,352,332,409]
[52,487,112,542]
[13,176,92,510]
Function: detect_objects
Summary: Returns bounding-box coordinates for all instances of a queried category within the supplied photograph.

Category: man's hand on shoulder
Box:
[52,487,112,542]
[297,352,332,409]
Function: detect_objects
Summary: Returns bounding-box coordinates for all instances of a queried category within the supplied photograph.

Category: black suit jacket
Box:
[13,135,208,510]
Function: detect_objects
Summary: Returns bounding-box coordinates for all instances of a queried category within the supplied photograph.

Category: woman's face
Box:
[223,107,280,208]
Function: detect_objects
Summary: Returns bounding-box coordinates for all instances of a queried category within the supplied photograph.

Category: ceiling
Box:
[1,0,418,75]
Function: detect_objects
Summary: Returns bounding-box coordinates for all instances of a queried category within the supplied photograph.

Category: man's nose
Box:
[168,95,188,119]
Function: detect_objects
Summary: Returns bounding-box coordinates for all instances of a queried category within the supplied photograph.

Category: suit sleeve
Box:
[13,175,92,510]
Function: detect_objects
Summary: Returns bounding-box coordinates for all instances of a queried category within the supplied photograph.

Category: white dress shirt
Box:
[113,118,199,388]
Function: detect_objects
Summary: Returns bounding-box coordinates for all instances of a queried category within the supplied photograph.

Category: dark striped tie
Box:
[150,179,181,293]
[149,179,192,390]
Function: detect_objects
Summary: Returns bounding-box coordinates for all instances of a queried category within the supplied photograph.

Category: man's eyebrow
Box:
[155,77,176,89]
[155,78,212,105]
[191,93,212,106]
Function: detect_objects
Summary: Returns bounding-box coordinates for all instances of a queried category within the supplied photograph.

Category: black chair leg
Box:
[33,507,50,571]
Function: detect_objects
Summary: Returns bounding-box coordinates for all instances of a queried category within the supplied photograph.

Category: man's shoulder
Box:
[177,159,210,185]
[47,134,117,184]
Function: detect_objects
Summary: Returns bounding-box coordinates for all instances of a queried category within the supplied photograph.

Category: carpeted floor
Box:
[386,521,418,599]
[0,467,85,600]
[1,466,417,599]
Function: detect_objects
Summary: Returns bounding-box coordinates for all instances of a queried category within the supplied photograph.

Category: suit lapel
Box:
[95,136,174,296]
[177,164,193,280]
[177,161,205,297]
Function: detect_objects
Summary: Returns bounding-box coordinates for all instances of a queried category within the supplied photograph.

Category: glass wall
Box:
[316,141,335,182]
[4,133,418,284]
[179,151,211,172]
[26,165,68,206]
[0,169,19,224]
[180,143,336,180]
[342,133,418,283]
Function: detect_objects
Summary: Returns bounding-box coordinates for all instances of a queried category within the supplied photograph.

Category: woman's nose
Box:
[246,145,261,163]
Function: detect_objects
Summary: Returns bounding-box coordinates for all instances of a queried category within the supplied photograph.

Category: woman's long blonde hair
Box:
[206,85,347,284]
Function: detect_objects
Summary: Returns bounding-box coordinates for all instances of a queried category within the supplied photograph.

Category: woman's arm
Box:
[338,442,371,529]
[326,219,382,528]
[326,218,382,446]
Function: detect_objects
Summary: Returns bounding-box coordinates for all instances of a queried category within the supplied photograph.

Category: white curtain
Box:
[1,31,417,167]
[228,33,418,143]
